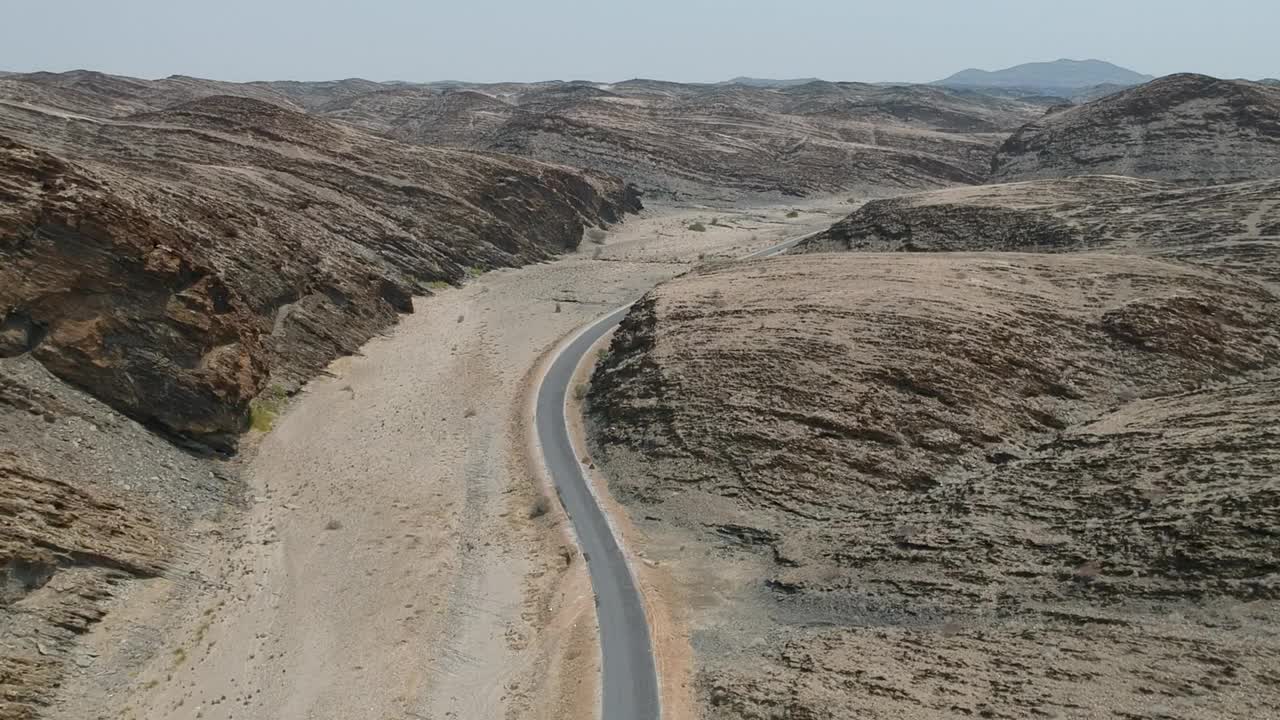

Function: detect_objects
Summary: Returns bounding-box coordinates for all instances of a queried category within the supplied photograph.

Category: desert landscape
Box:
[586,72,1280,719]
[0,17,1277,720]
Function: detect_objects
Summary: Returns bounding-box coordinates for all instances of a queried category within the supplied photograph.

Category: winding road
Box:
[533,231,815,720]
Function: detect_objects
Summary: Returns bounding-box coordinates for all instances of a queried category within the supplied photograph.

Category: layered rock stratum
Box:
[0,94,637,447]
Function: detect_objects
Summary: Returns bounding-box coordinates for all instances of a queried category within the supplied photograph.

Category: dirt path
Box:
[46,199,847,720]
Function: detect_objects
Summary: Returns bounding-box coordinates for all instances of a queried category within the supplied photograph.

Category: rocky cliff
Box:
[0,94,638,449]
[991,74,1280,184]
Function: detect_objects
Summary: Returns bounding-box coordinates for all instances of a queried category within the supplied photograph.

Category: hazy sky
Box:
[3,0,1275,83]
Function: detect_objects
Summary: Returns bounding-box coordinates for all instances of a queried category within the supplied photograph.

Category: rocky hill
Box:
[0,84,637,717]
[934,58,1153,93]
[992,74,1280,184]
[587,252,1280,719]
[312,79,1052,200]
[792,175,1280,288]
[248,77,387,110]
[0,70,1059,201]
[719,77,823,88]
[1,69,303,116]
[0,93,637,448]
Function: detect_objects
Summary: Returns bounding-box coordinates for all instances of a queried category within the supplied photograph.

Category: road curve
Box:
[533,231,818,720]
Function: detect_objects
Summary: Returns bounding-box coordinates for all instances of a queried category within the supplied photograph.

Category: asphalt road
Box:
[533,231,817,720]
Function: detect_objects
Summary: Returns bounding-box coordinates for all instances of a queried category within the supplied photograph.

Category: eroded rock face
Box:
[588,253,1280,719]
[0,95,639,448]
[991,74,1280,185]
[0,354,229,720]
[794,175,1280,288]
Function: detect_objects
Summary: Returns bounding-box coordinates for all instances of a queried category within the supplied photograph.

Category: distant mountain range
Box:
[933,59,1154,92]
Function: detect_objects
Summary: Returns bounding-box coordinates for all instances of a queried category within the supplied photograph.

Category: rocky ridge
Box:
[792,175,1280,288]
[0,94,638,447]
[0,70,1064,202]
[315,79,1052,199]
[992,74,1280,184]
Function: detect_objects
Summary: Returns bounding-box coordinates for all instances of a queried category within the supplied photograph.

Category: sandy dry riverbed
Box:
[45,199,847,720]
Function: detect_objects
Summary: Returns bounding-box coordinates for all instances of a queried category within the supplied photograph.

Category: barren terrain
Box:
[587,252,1280,719]
[992,74,1280,184]
[0,78,633,719]
[5,62,1280,720]
[794,175,1280,287]
[321,78,1048,200]
[0,69,1059,202]
[4,194,838,720]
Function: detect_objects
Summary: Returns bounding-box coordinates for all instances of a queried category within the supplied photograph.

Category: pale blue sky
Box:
[3,0,1274,83]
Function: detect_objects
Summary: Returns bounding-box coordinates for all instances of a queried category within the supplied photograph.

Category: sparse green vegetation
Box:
[248,384,289,433]
[688,222,707,232]
[465,265,485,278]
[596,348,612,363]
[786,210,800,218]
[427,279,451,290]
[573,383,589,401]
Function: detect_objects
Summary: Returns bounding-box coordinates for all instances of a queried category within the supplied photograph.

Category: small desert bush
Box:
[786,210,800,218]
[554,302,562,313]
[427,279,451,291]
[528,495,551,519]
[688,222,707,232]
[573,383,589,401]
[324,518,343,531]
[465,266,485,278]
